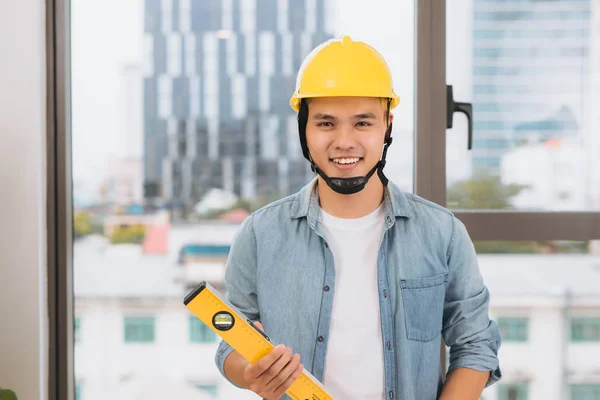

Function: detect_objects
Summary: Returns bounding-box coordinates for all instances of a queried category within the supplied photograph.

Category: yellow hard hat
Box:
[289,35,400,112]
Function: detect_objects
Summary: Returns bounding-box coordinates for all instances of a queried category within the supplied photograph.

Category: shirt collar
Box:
[289,177,414,222]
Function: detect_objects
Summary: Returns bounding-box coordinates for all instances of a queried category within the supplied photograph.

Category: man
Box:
[214,35,502,400]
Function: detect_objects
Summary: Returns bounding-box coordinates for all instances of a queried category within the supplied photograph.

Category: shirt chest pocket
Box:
[400,273,448,342]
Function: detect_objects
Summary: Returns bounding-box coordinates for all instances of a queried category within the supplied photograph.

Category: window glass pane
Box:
[498,383,529,400]
[190,317,217,343]
[571,317,600,342]
[74,316,81,343]
[195,384,218,396]
[75,383,81,400]
[498,317,529,342]
[71,0,415,399]
[124,316,156,343]
[571,384,600,400]
[447,0,600,211]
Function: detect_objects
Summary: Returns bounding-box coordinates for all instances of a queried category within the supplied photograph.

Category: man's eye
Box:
[318,122,333,127]
[357,121,372,127]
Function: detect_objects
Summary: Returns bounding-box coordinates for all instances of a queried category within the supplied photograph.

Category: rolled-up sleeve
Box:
[214,215,260,388]
[442,215,502,387]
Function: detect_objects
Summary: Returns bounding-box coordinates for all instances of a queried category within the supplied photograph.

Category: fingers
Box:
[272,362,304,398]
[242,327,304,400]
[253,321,264,331]
[262,350,299,393]
[245,344,286,381]
[256,347,293,388]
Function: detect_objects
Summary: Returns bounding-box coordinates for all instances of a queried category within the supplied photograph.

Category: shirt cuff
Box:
[215,340,246,390]
[447,355,502,388]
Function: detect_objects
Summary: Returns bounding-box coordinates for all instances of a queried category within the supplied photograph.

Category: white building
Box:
[479,255,600,400]
[73,232,600,400]
[500,137,587,210]
[73,233,260,400]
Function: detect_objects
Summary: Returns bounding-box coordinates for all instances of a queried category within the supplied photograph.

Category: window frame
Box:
[497,382,530,400]
[47,1,600,399]
[47,0,73,399]
[416,1,600,241]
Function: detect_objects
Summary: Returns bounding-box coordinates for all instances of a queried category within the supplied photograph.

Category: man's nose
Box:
[332,124,356,149]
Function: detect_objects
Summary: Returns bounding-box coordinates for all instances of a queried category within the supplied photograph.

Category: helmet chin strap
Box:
[310,158,381,195]
[298,99,393,195]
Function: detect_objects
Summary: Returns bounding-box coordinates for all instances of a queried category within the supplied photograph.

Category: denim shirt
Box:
[215,178,502,400]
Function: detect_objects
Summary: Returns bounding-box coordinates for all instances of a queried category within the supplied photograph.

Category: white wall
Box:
[0,1,47,400]
[528,308,565,399]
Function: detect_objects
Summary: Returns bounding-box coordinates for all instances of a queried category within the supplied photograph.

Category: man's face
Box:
[305,96,392,178]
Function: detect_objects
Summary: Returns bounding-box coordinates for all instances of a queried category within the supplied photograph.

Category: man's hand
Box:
[243,322,304,400]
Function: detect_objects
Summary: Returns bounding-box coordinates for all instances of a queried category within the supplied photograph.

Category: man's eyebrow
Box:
[311,112,377,120]
[311,113,336,120]
[353,112,376,119]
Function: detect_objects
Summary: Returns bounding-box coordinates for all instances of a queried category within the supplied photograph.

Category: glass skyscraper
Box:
[471,1,592,174]
[142,0,334,214]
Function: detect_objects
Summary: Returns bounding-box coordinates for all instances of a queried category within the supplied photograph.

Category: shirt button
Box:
[386,216,393,224]
[383,289,388,298]
[387,341,391,350]
[324,242,329,248]
[388,390,394,399]
[318,336,324,342]
[323,285,330,292]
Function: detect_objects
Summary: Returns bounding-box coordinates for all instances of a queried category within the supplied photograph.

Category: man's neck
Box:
[317,176,385,219]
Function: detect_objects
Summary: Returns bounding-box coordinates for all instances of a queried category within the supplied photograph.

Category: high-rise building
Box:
[471,1,593,177]
[142,0,334,215]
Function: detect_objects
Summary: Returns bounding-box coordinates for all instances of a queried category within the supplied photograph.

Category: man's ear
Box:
[381,98,393,125]
[384,111,394,127]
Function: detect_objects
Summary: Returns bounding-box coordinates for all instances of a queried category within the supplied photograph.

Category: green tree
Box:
[73,211,92,239]
[447,170,528,210]
[0,388,18,400]
[73,211,104,239]
[109,224,146,244]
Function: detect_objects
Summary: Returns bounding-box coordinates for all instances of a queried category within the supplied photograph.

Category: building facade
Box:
[478,255,600,400]
[73,234,600,400]
[471,0,594,179]
[142,0,334,215]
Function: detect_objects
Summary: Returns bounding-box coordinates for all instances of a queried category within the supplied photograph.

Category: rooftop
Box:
[73,234,600,302]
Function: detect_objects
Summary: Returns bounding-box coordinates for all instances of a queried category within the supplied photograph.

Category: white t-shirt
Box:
[320,203,386,400]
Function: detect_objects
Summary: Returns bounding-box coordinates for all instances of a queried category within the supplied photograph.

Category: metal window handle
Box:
[446,85,473,150]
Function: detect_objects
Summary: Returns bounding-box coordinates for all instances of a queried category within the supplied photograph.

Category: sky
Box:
[71,0,145,196]
[70,0,422,199]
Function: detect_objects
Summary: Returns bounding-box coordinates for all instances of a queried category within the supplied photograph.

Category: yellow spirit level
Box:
[184,281,334,400]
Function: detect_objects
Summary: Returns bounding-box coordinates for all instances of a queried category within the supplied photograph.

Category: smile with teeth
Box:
[331,157,361,165]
